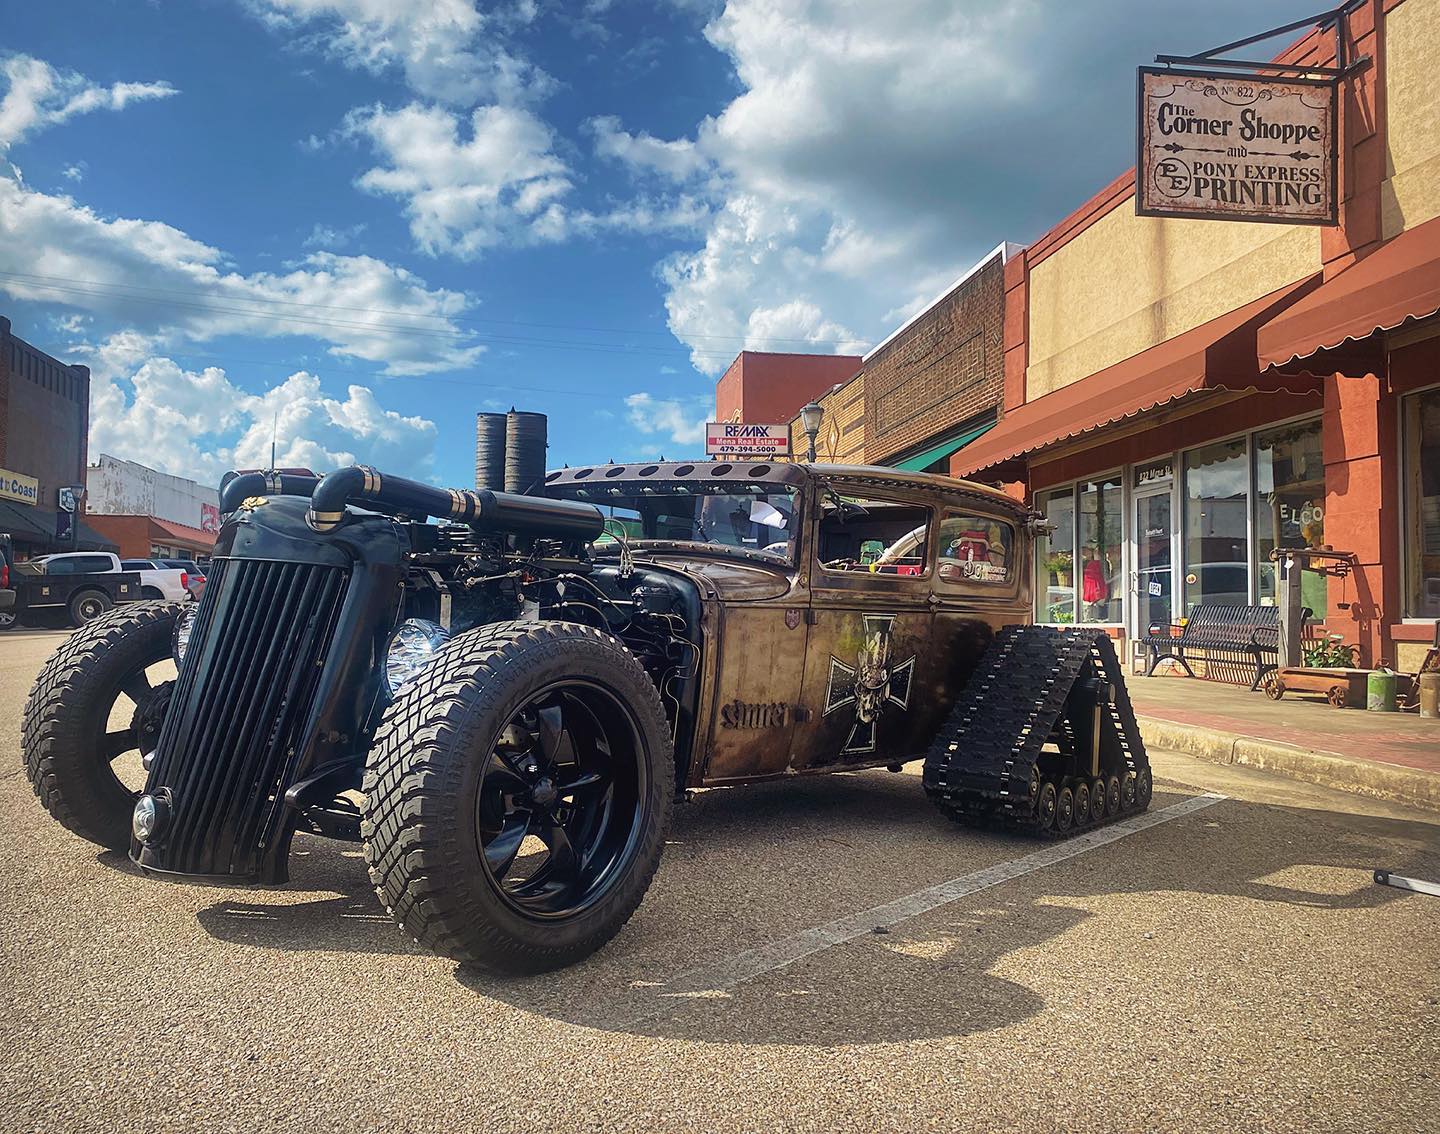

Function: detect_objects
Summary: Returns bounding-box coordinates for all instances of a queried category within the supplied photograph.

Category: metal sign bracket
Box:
[1154,1,1370,79]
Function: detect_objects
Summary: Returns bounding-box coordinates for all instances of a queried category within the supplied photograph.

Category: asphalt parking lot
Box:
[2,628,1438,1134]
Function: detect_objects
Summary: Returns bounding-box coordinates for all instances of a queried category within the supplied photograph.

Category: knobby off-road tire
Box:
[362,620,675,973]
[22,601,183,850]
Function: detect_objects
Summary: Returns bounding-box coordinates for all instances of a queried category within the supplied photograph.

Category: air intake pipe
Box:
[305,465,604,539]
[219,471,323,516]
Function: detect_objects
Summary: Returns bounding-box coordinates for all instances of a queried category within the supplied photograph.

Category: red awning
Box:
[147,517,216,549]
[953,275,1321,477]
[1258,214,1440,369]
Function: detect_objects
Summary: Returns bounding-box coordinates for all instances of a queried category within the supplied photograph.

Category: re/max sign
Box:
[705,422,792,457]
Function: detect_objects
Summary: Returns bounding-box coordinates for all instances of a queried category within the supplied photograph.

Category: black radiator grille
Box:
[145,557,349,877]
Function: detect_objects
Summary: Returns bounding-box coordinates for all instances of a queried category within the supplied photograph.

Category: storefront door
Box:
[1132,488,1175,634]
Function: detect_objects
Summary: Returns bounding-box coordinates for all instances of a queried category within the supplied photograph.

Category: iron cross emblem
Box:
[823,613,916,754]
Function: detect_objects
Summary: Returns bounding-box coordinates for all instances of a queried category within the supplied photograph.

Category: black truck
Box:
[2,550,142,630]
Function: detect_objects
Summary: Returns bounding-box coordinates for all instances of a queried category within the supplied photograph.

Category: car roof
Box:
[544,460,1026,514]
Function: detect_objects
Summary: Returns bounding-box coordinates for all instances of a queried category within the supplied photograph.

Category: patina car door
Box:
[787,484,944,772]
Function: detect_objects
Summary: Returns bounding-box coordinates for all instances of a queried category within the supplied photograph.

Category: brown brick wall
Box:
[789,372,866,463]
[863,255,1005,464]
[1,318,90,512]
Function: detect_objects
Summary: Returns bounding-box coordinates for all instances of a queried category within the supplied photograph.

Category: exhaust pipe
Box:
[305,466,603,539]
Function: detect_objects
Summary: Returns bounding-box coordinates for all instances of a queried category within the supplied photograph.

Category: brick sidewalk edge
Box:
[1136,716,1440,813]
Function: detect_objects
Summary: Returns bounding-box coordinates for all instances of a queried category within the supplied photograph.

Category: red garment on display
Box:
[1082,559,1107,604]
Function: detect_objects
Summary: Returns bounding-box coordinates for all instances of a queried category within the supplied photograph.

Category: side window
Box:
[818,495,932,576]
[937,513,1015,585]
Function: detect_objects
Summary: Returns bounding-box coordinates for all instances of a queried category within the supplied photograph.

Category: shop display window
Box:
[1035,488,1075,623]
[1253,419,1327,614]
[1403,388,1440,618]
[1035,479,1120,624]
[1077,475,1123,623]
[1183,437,1249,610]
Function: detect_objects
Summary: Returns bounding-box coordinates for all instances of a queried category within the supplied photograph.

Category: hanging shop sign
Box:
[705,422,792,458]
[1137,68,1337,225]
[0,467,40,506]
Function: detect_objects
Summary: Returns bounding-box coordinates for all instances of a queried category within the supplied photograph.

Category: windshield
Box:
[560,483,800,563]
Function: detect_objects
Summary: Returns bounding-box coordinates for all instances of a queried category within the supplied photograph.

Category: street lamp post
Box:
[799,401,824,464]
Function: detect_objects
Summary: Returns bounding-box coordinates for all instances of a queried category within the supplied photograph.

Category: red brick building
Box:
[714,351,861,427]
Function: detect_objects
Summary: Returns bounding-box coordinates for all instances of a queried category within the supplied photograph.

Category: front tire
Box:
[21,601,181,850]
[362,620,675,973]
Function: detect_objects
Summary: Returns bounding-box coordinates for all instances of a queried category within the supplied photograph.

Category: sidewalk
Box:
[1126,673,1440,812]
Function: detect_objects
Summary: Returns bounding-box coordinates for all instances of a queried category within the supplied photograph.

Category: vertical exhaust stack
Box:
[504,410,547,495]
[475,412,507,491]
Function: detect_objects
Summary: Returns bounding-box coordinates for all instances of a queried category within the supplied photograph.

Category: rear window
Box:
[937,512,1015,585]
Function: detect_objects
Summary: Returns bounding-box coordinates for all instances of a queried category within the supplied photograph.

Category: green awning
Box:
[892,418,997,472]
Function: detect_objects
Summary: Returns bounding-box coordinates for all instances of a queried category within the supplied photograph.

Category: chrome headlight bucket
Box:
[384,618,450,696]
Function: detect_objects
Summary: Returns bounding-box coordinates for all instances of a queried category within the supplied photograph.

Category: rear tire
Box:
[362,620,675,974]
[22,601,182,850]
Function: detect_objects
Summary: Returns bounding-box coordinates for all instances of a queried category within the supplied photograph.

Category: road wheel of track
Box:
[1090,778,1107,823]
[21,601,182,850]
[1055,786,1075,832]
[1073,781,1091,826]
[67,589,112,628]
[1122,773,1137,809]
[362,620,675,974]
[1106,775,1122,816]
[1135,766,1154,809]
[1035,781,1057,829]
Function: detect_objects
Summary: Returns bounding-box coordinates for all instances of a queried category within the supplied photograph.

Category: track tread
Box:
[922,627,1151,838]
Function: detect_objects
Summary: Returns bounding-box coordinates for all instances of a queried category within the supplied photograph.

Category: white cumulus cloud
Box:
[624,392,709,450]
[0,174,482,375]
[349,102,572,260]
[244,0,551,105]
[87,345,438,484]
[0,55,177,150]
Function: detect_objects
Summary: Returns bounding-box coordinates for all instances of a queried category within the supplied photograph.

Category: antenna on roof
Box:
[270,410,278,472]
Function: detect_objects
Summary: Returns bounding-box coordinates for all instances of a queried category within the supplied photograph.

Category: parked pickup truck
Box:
[3,551,144,630]
[119,558,198,602]
[0,535,15,628]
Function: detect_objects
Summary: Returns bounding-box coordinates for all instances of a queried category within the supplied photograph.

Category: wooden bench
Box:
[1140,603,1309,691]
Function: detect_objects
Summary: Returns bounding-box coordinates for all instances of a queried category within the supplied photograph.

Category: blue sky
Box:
[0,0,1320,489]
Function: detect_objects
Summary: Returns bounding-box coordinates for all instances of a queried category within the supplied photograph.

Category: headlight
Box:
[132,791,170,843]
[384,619,450,696]
[172,604,198,664]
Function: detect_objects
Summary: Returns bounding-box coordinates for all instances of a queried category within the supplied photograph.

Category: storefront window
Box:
[1035,487,1075,623]
[1254,420,1327,614]
[1183,437,1249,610]
[1404,388,1440,618]
[1077,475,1123,623]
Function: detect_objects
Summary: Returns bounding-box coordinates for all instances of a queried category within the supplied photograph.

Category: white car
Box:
[34,552,191,604]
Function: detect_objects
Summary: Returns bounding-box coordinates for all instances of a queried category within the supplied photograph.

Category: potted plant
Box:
[1046,550,1073,588]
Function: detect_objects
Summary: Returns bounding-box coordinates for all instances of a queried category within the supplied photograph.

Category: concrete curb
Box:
[1136,715,1440,813]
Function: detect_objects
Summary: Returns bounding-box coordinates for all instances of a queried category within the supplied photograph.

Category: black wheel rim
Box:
[1056,788,1074,831]
[92,653,174,797]
[80,598,103,622]
[1107,776,1121,814]
[475,680,647,920]
[1074,784,1090,822]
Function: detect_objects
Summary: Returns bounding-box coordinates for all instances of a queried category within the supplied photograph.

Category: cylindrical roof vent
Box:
[475,412,507,491]
[504,410,547,495]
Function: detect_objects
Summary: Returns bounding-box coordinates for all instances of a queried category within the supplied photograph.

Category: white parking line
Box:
[602,791,1227,1027]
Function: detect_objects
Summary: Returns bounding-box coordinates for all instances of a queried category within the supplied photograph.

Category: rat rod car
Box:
[22,451,1148,972]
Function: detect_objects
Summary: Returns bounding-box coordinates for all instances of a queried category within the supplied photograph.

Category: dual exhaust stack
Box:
[475,410,547,495]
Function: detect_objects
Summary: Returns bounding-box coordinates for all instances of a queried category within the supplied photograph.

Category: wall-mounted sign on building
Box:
[0,467,40,506]
[705,422,792,457]
[1137,68,1337,225]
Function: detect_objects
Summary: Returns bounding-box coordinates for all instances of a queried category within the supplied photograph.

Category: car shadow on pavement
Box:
[190,773,1438,1047]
